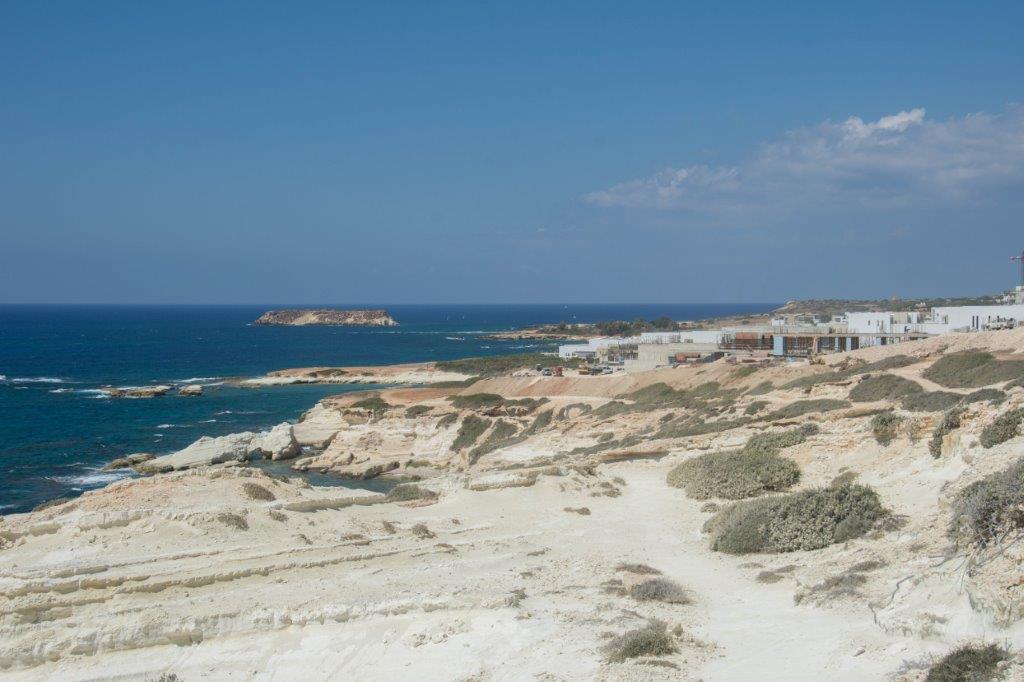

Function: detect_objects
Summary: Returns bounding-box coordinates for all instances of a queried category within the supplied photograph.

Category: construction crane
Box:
[1013,250,1024,288]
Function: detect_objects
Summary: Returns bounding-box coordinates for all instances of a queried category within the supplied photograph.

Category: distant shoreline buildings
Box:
[559,294,1024,372]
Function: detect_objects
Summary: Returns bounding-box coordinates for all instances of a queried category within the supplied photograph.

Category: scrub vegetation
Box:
[849,374,922,402]
[870,412,902,445]
[979,408,1024,449]
[604,621,677,662]
[950,457,1024,548]
[929,407,966,457]
[923,350,1024,389]
[436,353,580,377]
[704,484,887,554]
[666,426,813,500]
[925,643,1007,682]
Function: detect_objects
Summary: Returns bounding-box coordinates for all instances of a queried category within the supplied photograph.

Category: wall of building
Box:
[931,304,1024,331]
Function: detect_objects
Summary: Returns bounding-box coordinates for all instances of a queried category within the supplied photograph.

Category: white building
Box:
[931,304,1024,331]
[558,337,636,359]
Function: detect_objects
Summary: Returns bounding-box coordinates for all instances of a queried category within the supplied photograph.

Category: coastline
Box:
[8,326,1024,677]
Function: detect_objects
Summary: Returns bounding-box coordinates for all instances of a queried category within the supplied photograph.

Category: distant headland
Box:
[253,308,398,327]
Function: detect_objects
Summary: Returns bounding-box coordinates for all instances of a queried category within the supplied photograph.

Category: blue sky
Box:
[2,1,1022,303]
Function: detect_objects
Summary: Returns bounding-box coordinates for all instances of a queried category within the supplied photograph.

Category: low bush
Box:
[979,408,1024,449]
[405,405,432,418]
[436,412,459,428]
[217,512,249,531]
[950,457,1024,547]
[555,402,592,420]
[386,483,438,503]
[765,399,850,421]
[929,407,966,457]
[923,351,1024,389]
[963,388,1006,406]
[629,578,690,604]
[351,396,391,413]
[604,621,677,662]
[411,523,435,539]
[870,412,902,445]
[747,381,774,396]
[451,415,489,451]
[616,563,661,575]
[382,481,434,501]
[449,393,506,409]
[849,374,922,402]
[666,450,800,500]
[742,424,818,457]
[745,400,768,415]
[902,391,963,413]
[436,353,580,377]
[704,484,887,554]
[654,416,754,440]
[241,482,275,501]
[926,643,1007,682]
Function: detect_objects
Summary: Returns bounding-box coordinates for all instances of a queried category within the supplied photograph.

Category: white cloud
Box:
[584,105,1024,219]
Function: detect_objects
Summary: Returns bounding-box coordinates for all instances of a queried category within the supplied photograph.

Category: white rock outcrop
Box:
[250,423,299,461]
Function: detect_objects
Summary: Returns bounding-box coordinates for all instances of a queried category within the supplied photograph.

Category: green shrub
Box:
[555,402,592,420]
[429,376,482,388]
[963,388,1006,406]
[765,399,850,420]
[734,366,758,378]
[704,484,887,554]
[923,351,1024,389]
[405,405,432,418]
[449,393,506,409]
[950,457,1024,547]
[980,408,1024,449]
[351,396,391,412]
[655,416,754,440]
[745,400,769,415]
[742,424,818,457]
[849,374,922,402]
[747,381,774,396]
[241,482,275,501]
[436,412,459,428]
[667,450,800,500]
[870,412,902,445]
[902,391,963,412]
[929,407,966,457]
[926,643,1007,682]
[629,578,690,604]
[451,415,489,451]
[604,621,677,662]
[436,353,579,377]
[386,483,438,503]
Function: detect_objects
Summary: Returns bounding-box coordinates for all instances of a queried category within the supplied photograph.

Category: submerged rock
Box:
[178,384,203,396]
[101,385,172,399]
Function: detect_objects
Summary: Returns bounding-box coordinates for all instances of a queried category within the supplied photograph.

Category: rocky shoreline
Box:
[8,329,1024,678]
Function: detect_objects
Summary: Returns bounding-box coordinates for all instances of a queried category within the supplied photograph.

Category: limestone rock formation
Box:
[253,309,398,327]
[178,384,203,396]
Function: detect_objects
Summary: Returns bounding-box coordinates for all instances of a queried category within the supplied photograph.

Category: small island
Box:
[253,309,398,327]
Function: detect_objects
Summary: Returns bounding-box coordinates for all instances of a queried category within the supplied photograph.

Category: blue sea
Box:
[0,303,775,514]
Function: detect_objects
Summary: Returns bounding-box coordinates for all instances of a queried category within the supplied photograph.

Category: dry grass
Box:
[216,512,249,531]
[385,484,438,503]
[629,578,690,604]
[926,643,1007,681]
[950,457,1024,548]
[604,621,677,662]
[241,482,276,501]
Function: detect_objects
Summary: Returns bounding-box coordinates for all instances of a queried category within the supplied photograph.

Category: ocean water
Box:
[0,303,775,513]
